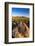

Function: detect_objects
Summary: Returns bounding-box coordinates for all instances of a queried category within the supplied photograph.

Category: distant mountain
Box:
[12,14,29,18]
[12,16,29,19]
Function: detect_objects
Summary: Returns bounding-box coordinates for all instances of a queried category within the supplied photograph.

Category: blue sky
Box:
[12,8,29,16]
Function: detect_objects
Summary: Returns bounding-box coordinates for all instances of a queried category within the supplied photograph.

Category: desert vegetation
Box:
[12,16,29,38]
